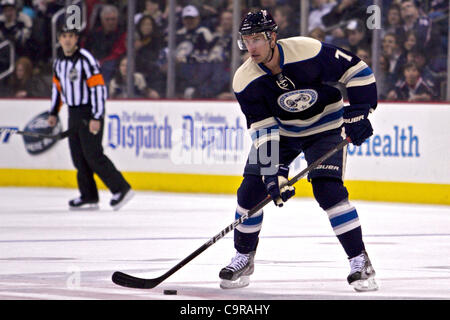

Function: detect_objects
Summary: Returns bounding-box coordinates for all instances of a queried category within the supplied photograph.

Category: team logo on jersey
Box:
[277,89,318,112]
[69,67,79,82]
[275,73,295,91]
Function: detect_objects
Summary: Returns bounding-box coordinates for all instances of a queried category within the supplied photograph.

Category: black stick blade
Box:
[112,271,160,289]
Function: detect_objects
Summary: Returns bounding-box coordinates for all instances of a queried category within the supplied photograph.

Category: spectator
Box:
[175,5,214,98]
[206,10,234,99]
[273,5,298,40]
[134,0,167,30]
[396,0,436,51]
[402,30,417,52]
[377,54,396,100]
[2,56,49,97]
[429,0,449,18]
[356,45,372,68]
[386,62,434,101]
[408,48,439,98]
[223,0,248,16]
[308,27,326,42]
[345,19,370,54]
[308,0,334,32]
[183,0,228,31]
[28,0,64,67]
[135,15,165,97]
[0,0,32,58]
[321,0,367,28]
[381,32,404,80]
[109,56,159,99]
[83,4,126,85]
[381,4,402,38]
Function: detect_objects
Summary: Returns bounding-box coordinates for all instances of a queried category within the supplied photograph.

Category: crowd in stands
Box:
[0,0,448,101]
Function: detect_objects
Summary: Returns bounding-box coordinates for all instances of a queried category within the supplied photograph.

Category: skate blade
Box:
[69,204,99,211]
[351,277,379,292]
[112,190,135,211]
[220,276,250,289]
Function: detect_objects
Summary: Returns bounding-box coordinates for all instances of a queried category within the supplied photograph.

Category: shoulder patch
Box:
[278,36,322,65]
[233,57,266,93]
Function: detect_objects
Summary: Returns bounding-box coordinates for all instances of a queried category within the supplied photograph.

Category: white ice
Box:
[0,187,449,300]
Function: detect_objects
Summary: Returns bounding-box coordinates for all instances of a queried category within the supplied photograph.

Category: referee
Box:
[48,25,133,211]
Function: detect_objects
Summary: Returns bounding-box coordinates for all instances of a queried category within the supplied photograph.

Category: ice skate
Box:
[110,187,134,211]
[219,251,255,289]
[69,197,99,211]
[347,250,378,292]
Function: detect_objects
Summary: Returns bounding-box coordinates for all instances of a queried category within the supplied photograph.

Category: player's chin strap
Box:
[263,31,276,64]
[267,46,275,64]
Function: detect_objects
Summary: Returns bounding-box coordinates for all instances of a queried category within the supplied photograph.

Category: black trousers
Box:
[68,106,130,201]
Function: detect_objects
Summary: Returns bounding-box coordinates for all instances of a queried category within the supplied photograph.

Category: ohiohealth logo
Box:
[277,89,318,112]
[348,125,420,158]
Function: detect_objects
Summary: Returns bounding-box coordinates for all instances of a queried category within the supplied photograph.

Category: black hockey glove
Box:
[263,165,295,207]
[343,105,373,146]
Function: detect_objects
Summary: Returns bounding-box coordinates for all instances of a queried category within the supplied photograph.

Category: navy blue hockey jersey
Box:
[233,36,377,150]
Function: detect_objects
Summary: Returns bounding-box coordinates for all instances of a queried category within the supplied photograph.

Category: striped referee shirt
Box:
[50,47,107,120]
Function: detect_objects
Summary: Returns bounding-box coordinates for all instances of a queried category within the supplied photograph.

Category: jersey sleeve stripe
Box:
[346,74,376,88]
[338,60,367,84]
[352,67,373,78]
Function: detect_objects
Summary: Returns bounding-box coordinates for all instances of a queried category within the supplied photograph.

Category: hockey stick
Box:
[112,137,351,289]
[14,129,72,140]
[0,127,72,140]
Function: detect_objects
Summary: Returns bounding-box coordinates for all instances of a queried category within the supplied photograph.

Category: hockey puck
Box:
[163,289,177,295]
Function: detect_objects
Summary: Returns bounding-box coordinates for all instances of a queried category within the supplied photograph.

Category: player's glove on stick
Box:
[343,105,373,146]
[263,165,295,207]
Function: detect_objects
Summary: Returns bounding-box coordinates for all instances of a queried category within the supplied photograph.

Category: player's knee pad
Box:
[311,177,349,211]
[235,175,266,238]
[237,175,267,209]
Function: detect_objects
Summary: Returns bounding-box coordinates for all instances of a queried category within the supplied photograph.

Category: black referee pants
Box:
[68,106,130,201]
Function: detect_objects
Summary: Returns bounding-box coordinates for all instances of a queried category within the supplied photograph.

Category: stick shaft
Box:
[112,137,350,289]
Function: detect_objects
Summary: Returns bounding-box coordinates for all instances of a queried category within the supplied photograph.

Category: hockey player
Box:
[219,10,378,292]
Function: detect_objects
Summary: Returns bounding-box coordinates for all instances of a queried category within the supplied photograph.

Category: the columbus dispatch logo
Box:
[277,89,318,112]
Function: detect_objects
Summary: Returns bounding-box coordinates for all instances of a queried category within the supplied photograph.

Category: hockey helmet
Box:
[237,10,278,50]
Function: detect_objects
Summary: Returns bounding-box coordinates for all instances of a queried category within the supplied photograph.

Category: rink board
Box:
[0,99,449,204]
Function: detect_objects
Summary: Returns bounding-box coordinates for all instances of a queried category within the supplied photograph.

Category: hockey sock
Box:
[312,178,365,258]
[234,175,267,254]
[234,204,263,254]
[325,200,365,258]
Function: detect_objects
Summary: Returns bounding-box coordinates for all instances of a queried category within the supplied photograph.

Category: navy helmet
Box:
[237,10,278,50]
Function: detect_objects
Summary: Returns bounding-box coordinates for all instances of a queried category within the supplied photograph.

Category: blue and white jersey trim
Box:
[339,60,376,88]
[249,117,280,149]
[276,99,344,137]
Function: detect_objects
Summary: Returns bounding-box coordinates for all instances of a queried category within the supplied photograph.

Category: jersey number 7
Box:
[335,49,353,62]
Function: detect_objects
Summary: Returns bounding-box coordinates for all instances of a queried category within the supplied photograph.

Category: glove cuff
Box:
[343,104,371,118]
[277,165,289,179]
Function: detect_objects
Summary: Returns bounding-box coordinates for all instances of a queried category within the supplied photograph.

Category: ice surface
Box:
[0,187,449,300]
